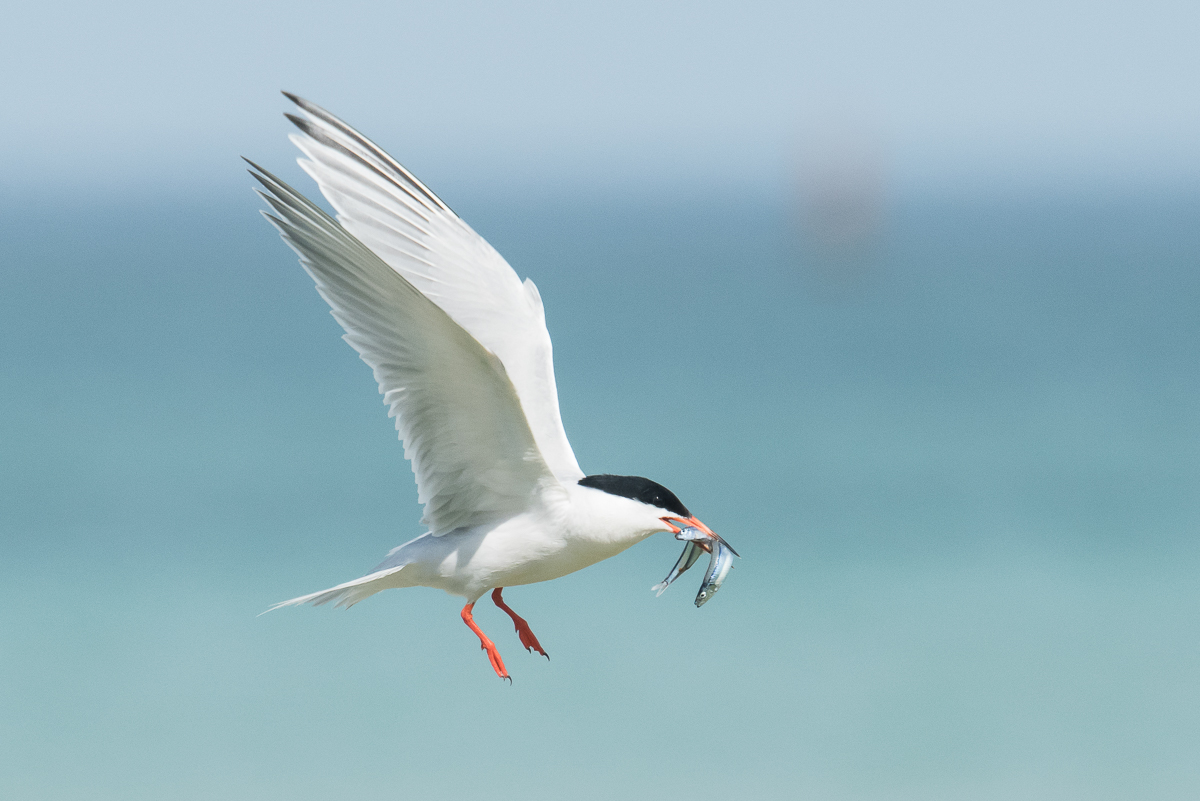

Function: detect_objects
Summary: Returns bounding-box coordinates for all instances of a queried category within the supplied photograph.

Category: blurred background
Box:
[3,1,1200,799]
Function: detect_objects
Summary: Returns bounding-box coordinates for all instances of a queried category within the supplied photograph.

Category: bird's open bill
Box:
[655,516,739,606]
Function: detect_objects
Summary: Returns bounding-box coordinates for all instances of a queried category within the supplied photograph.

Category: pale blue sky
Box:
[4,0,1199,199]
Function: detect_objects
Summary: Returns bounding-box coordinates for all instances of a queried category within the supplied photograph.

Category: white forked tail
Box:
[263,565,407,613]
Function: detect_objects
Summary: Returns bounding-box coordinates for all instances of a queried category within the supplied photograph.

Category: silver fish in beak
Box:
[652,522,739,604]
[652,538,705,596]
[694,537,736,607]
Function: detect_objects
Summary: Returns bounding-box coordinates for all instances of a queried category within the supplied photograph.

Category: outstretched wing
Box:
[250,163,555,535]
[279,93,585,483]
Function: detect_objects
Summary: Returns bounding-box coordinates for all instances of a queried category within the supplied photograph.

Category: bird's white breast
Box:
[382,481,671,601]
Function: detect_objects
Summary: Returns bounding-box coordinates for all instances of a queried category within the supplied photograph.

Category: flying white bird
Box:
[251,93,737,680]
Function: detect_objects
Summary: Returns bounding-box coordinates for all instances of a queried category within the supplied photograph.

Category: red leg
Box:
[491,588,549,659]
[461,602,510,681]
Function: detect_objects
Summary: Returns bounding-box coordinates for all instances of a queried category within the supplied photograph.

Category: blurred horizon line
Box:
[4,169,1200,212]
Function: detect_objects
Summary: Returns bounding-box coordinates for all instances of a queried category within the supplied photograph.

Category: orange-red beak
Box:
[659,515,738,556]
[660,515,713,535]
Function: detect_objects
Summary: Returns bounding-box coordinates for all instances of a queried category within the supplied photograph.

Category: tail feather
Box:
[263,565,407,613]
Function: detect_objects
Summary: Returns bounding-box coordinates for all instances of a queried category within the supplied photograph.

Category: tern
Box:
[252,94,737,680]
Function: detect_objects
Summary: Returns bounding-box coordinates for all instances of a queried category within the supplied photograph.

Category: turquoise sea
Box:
[2,187,1199,799]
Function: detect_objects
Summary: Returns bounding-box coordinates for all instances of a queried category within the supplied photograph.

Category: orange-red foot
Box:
[491,588,549,659]
[461,602,510,682]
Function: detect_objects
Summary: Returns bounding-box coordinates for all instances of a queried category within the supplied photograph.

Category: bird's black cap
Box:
[578,474,691,518]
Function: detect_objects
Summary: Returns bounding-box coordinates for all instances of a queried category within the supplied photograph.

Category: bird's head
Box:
[575,474,740,605]
[576,473,711,535]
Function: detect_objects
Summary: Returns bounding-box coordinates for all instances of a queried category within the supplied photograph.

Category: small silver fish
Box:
[694,539,736,608]
[653,525,741,602]
[674,525,711,543]
[651,540,705,596]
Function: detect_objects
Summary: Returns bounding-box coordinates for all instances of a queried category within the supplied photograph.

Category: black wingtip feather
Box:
[284,113,319,138]
[247,167,281,193]
[282,91,323,119]
[274,92,458,220]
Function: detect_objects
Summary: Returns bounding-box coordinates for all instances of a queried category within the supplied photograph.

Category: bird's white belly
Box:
[391,513,644,601]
